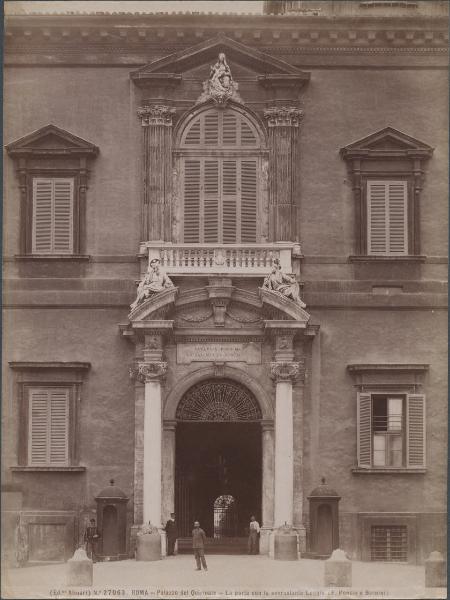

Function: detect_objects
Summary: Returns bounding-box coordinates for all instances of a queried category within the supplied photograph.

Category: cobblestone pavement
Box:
[1,555,446,600]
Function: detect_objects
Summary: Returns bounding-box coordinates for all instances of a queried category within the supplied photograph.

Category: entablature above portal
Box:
[120,281,312,345]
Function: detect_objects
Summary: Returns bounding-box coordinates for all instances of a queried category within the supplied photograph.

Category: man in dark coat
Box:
[164,512,178,556]
[84,518,100,562]
[192,521,208,571]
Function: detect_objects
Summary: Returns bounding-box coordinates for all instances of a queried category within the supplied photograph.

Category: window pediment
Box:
[130,34,310,89]
[340,127,433,160]
[6,124,99,158]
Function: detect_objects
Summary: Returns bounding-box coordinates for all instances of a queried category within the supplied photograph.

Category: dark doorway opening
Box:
[175,422,261,553]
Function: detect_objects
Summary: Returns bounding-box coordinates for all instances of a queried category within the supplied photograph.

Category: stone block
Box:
[324,549,352,587]
[425,551,447,588]
[66,548,93,587]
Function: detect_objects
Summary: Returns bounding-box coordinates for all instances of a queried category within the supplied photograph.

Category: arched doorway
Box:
[175,379,262,553]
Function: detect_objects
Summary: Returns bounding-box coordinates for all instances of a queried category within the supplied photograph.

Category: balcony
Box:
[138,242,302,277]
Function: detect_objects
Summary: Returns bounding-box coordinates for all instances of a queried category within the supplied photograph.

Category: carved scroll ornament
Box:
[270,361,305,383]
[130,361,168,383]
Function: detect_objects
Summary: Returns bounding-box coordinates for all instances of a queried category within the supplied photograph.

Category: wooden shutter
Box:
[32,178,73,254]
[29,388,69,466]
[222,161,237,243]
[183,160,201,243]
[53,179,74,253]
[240,160,257,242]
[357,392,372,467]
[406,393,426,468]
[204,160,219,243]
[367,181,407,256]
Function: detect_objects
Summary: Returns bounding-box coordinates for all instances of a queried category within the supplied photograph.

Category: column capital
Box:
[163,419,177,432]
[137,104,176,127]
[130,361,168,383]
[270,361,305,383]
[261,419,275,432]
[264,106,303,128]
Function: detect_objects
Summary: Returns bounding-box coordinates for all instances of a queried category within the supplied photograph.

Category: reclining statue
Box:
[130,258,174,311]
[263,258,306,308]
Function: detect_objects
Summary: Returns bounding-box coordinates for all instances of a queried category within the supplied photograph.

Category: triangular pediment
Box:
[341,127,433,159]
[6,124,99,157]
[131,34,310,82]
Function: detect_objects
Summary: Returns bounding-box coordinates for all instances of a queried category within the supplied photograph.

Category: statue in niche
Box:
[263,258,306,308]
[130,258,174,311]
[197,53,243,105]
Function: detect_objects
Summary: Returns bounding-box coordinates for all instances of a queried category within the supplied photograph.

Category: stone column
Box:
[137,104,176,242]
[260,420,275,555]
[162,420,176,522]
[271,361,301,527]
[264,106,303,242]
[134,361,167,527]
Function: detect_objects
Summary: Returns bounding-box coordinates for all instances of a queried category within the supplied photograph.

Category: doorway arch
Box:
[175,378,263,549]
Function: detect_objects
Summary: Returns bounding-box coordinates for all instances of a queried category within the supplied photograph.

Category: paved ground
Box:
[1,555,446,600]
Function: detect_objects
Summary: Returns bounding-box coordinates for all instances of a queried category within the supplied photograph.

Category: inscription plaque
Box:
[177,342,261,364]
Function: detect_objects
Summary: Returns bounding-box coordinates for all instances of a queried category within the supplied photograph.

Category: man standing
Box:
[84,518,100,562]
[192,521,208,571]
[164,512,178,556]
[248,515,260,555]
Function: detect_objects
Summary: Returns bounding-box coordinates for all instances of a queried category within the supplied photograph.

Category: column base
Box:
[130,525,167,558]
[266,526,305,559]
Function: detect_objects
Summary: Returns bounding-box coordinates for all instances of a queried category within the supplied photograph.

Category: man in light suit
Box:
[192,521,208,571]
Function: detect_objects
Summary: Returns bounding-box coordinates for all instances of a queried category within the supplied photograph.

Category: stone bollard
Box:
[66,548,93,587]
[425,551,447,588]
[324,549,352,587]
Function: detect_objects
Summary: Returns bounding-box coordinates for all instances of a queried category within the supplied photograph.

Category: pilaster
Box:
[138,104,176,242]
[264,106,303,243]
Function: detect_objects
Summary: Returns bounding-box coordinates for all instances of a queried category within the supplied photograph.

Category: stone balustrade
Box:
[138,242,301,277]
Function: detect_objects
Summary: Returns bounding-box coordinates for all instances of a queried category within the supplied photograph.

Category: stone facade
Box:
[2,1,448,566]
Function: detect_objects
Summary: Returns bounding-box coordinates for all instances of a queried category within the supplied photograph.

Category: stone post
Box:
[137,104,176,242]
[425,551,447,588]
[66,548,93,587]
[260,420,275,555]
[324,549,352,587]
[264,106,303,242]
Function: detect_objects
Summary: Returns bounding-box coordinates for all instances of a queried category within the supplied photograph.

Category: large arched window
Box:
[179,107,264,244]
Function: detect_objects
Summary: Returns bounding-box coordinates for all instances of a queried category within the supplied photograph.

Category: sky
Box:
[5,0,264,14]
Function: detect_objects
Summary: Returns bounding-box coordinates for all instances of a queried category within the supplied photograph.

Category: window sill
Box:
[349,255,426,263]
[10,466,86,472]
[352,467,426,474]
[15,255,91,261]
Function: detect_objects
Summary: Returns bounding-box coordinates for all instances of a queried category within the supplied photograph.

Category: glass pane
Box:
[388,398,403,431]
[389,435,403,467]
[373,434,386,466]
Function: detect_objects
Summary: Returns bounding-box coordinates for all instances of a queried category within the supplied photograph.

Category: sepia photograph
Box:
[1,0,448,598]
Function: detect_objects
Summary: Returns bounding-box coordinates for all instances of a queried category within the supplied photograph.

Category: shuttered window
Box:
[183,157,258,243]
[367,181,408,256]
[181,109,259,148]
[28,388,69,466]
[357,392,425,469]
[32,178,74,254]
[181,108,260,243]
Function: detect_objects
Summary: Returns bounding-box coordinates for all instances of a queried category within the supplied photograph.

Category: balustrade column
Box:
[137,104,176,242]
[264,107,303,242]
[271,361,302,527]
